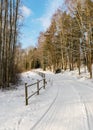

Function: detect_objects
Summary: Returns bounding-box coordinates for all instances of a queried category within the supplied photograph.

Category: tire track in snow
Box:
[74,90,90,130]
[83,103,91,130]
[70,80,93,130]
[30,80,63,130]
[40,83,62,130]
[30,81,59,130]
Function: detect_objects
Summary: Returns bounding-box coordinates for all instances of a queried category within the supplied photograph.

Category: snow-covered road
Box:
[0,71,93,130]
[31,74,93,130]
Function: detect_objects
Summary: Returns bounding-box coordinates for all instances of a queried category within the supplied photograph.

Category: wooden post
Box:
[25,83,28,105]
[43,74,45,89]
[37,80,39,95]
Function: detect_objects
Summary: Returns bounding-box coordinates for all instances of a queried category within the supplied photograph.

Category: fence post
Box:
[25,83,28,105]
[43,74,45,89]
[37,80,39,95]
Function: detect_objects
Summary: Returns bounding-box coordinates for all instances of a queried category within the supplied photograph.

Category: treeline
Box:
[36,0,93,78]
[0,0,20,88]
[15,45,41,72]
[1,0,93,89]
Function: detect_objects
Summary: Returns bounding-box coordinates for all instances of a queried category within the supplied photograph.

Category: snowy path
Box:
[30,74,93,130]
[0,71,93,130]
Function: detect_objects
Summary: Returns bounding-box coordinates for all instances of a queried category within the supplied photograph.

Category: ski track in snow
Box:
[30,74,93,130]
[0,71,93,130]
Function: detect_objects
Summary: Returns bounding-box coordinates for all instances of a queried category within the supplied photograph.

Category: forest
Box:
[0,0,93,89]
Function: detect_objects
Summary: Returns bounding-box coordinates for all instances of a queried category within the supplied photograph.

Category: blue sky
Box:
[20,0,64,48]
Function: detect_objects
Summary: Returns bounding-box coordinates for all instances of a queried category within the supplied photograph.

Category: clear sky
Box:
[20,0,64,48]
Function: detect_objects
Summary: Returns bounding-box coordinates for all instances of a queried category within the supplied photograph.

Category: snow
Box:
[0,69,93,130]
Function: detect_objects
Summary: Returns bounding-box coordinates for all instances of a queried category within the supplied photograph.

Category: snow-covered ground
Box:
[0,69,93,130]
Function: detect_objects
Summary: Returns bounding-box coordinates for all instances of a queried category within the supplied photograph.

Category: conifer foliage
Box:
[37,0,93,78]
